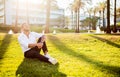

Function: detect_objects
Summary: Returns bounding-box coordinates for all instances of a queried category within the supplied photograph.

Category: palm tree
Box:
[72,1,78,32]
[4,0,6,25]
[77,0,80,33]
[72,0,85,33]
[91,7,98,30]
[93,6,99,16]
[50,0,58,10]
[76,0,91,33]
[26,0,29,24]
[98,1,107,28]
[41,0,58,33]
[71,7,74,30]
[77,0,86,33]
[116,7,120,18]
[45,0,51,33]
[87,8,92,30]
[113,0,117,33]
[106,0,111,34]
[68,4,74,29]
[15,0,18,27]
[69,0,91,33]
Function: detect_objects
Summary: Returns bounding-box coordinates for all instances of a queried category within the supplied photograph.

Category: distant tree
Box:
[72,1,78,32]
[50,0,58,10]
[45,0,51,33]
[91,16,99,30]
[15,0,18,27]
[106,0,111,34]
[76,0,85,33]
[116,7,120,18]
[98,1,107,28]
[86,8,92,30]
[4,0,6,25]
[93,7,100,30]
[81,18,90,29]
[26,0,29,24]
[81,16,99,30]
[72,0,91,33]
[113,0,117,33]
[68,4,74,29]
[65,16,70,28]
[45,0,57,33]
[93,6,99,16]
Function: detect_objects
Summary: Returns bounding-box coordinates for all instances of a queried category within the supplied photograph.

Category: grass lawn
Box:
[0,33,120,77]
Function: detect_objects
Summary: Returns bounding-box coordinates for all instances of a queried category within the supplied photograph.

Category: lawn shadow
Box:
[90,35,120,48]
[94,33,120,36]
[0,34,12,59]
[48,35,120,77]
[16,58,66,77]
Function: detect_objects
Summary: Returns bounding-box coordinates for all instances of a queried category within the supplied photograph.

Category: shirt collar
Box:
[21,32,31,38]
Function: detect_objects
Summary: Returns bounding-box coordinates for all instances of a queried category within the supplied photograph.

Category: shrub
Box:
[0,25,20,33]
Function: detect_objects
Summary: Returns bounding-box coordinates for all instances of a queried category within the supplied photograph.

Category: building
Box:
[0,0,4,24]
[0,0,65,26]
[66,13,89,30]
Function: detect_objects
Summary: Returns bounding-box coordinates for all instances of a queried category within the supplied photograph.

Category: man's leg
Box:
[28,37,48,55]
[24,50,50,63]
[24,37,48,61]
[38,37,57,64]
[38,37,48,54]
[28,37,43,53]
[42,42,48,54]
[24,50,57,65]
[34,52,50,63]
[24,37,57,64]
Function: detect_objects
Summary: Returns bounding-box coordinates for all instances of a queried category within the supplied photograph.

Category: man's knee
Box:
[38,37,42,43]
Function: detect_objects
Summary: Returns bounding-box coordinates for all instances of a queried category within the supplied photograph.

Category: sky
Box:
[57,0,104,9]
[56,0,105,16]
[56,0,120,16]
[19,0,120,16]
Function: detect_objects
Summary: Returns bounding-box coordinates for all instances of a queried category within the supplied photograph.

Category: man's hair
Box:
[21,23,29,29]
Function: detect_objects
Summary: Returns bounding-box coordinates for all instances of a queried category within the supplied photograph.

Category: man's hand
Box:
[36,43,43,48]
[41,35,46,42]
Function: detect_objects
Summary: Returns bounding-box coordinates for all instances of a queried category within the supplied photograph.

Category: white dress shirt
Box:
[18,32,44,52]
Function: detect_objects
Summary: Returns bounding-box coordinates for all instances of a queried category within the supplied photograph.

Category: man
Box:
[18,23,57,65]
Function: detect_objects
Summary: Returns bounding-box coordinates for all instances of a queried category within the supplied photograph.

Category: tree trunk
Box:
[113,0,117,33]
[89,13,91,30]
[75,11,78,33]
[93,12,96,30]
[26,0,29,24]
[77,8,80,33]
[99,10,101,27]
[4,0,6,25]
[71,11,73,29]
[106,0,111,34]
[45,0,51,33]
[15,0,18,27]
[103,9,105,28]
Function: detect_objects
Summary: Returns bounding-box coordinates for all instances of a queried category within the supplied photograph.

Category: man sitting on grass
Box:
[18,23,57,65]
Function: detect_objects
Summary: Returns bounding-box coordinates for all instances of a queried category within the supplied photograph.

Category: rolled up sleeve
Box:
[18,37,29,49]
[32,32,44,39]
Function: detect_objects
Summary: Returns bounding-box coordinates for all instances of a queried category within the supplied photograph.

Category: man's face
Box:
[22,24,30,34]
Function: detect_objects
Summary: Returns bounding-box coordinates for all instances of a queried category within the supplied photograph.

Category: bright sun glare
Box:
[18,0,73,9]
[16,0,119,16]
[19,0,41,3]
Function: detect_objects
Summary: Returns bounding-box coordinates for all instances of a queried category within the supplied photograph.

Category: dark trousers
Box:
[24,37,50,63]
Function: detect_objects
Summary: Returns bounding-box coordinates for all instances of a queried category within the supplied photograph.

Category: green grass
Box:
[30,26,75,33]
[0,33,120,77]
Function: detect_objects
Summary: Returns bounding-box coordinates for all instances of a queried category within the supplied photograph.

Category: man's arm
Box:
[28,43,37,48]
[28,43,43,48]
